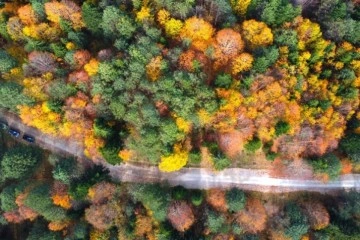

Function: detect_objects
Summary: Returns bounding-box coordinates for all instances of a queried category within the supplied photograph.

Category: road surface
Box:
[1,109,360,193]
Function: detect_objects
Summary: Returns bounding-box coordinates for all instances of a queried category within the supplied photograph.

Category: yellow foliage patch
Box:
[180,17,215,51]
[118,149,133,162]
[157,9,170,25]
[165,18,183,37]
[84,58,99,76]
[232,53,254,75]
[159,144,189,172]
[242,20,273,49]
[146,56,163,81]
[230,0,251,16]
[175,116,191,133]
[136,7,151,21]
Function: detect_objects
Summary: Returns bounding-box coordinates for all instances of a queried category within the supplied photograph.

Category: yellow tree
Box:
[146,56,163,81]
[232,53,254,75]
[136,7,151,22]
[180,17,215,51]
[242,20,273,49]
[230,0,251,16]
[164,18,183,37]
[159,144,189,172]
[84,59,99,76]
[18,102,61,135]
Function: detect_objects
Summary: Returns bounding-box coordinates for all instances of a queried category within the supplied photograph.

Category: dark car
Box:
[8,128,20,138]
[0,121,8,130]
[23,134,35,143]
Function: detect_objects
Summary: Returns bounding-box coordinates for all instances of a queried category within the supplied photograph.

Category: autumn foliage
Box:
[236,198,267,234]
[303,202,330,230]
[167,201,195,232]
[1,0,359,174]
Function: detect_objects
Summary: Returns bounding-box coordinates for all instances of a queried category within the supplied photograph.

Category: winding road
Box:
[1,109,360,193]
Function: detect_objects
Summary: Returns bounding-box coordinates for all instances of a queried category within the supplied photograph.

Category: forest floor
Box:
[1,109,360,193]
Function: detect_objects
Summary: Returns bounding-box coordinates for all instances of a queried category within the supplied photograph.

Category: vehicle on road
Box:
[23,134,35,143]
[0,121,8,130]
[8,128,20,138]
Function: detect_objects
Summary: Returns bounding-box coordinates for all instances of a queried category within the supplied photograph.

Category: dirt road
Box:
[1,109,360,193]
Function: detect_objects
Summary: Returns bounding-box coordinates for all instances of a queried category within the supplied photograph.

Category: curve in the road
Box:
[1,109,360,193]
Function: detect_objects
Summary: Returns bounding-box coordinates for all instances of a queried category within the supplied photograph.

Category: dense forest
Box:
[0,130,360,240]
[0,0,359,175]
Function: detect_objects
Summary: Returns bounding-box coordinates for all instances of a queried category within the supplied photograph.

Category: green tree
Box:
[1,146,40,180]
[27,220,62,240]
[82,3,103,36]
[160,119,183,146]
[274,29,299,64]
[52,157,78,185]
[69,165,110,200]
[30,0,47,20]
[128,184,170,222]
[244,138,262,153]
[261,0,301,27]
[0,50,17,74]
[214,73,233,89]
[284,203,309,240]
[48,81,76,101]
[275,121,290,136]
[190,190,203,206]
[226,188,246,212]
[100,144,122,165]
[206,210,225,233]
[310,153,341,179]
[0,185,17,212]
[213,155,231,170]
[72,221,89,240]
[0,82,34,112]
[340,133,360,162]
[94,119,114,139]
[252,46,279,73]
[24,184,67,222]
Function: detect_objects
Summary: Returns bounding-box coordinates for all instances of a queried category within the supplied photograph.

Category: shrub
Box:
[275,121,290,136]
[244,138,262,153]
[213,155,231,170]
[190,190,203,206]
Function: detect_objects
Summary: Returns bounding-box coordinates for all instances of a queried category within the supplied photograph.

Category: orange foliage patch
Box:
[48,220,70,231]
[341,159,353,174]
[206,189,228,212]
[88,182,116,205]
[52,194,71,209]
[217,130,243,159]
[18,4,38,25]
[167,201,195,232]
[73,50,91,69]
[135,214,153,237]
[213,28,244,69]
[236,198,267,234]
[3,211,24,223]
[303,202,330,230]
